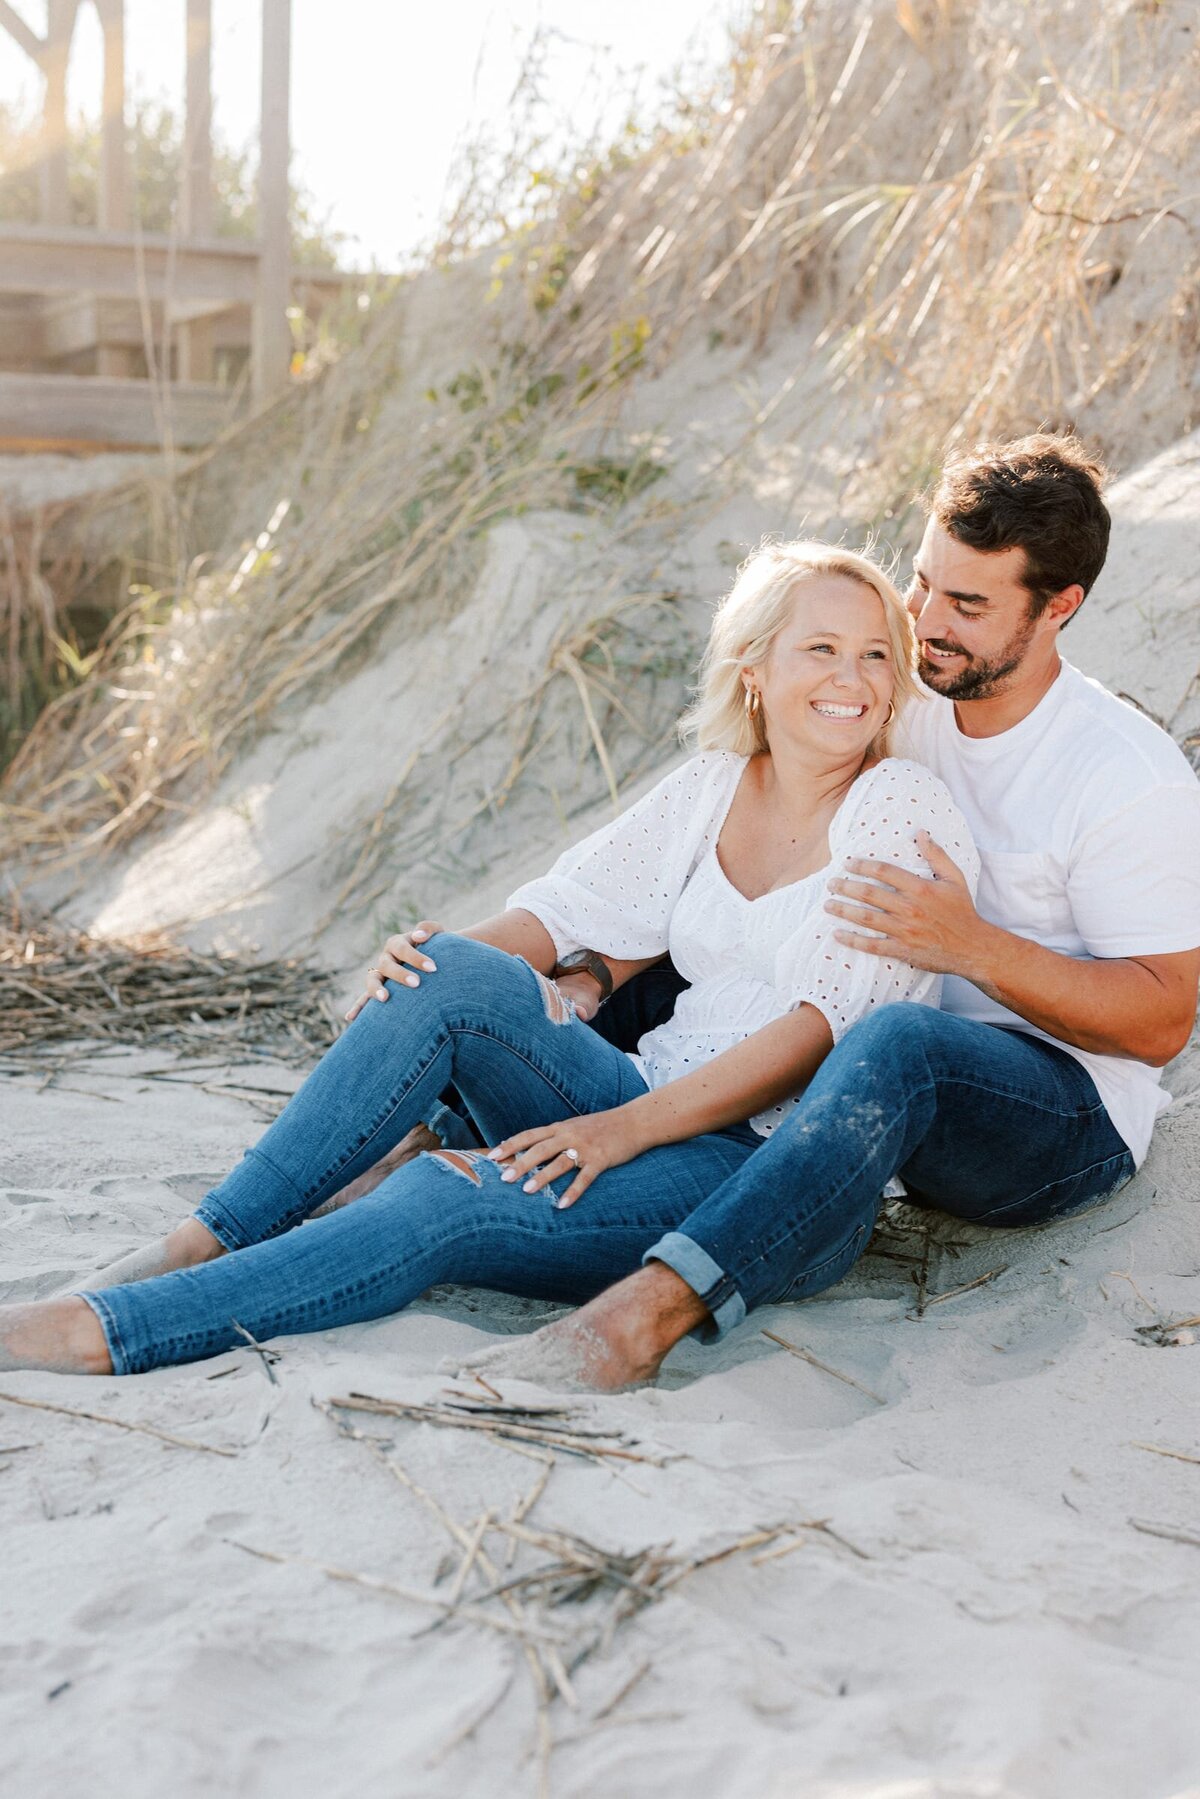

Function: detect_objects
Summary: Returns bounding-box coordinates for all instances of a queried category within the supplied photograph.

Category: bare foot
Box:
[458,1263,709,1393]
[308,1122,444,1218]
[65,1217,226,1296]
[0,1297,113,1375]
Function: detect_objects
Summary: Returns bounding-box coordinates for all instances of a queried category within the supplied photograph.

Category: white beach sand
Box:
[3,429,1200,1796]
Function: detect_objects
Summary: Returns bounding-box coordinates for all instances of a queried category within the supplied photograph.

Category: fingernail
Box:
[522,1179,537,1193]
[405,974,419,987]
[486,1148,503,1161]
[422,960,437,971]
[412,930,427,940]
[554,1196,570,1210]
[500,1169,517,1183]
[376,991,388,1001]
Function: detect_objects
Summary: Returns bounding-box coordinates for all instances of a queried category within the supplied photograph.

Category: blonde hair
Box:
[679,539,919,757]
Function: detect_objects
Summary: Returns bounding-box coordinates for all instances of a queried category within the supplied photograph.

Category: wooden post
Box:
[95,0,128,232]
[252,0,292,401]
[177,0,214,382]
[40,0,78,227]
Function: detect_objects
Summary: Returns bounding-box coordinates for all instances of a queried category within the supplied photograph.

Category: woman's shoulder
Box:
[651,747,746,800]
[839,757,969,833]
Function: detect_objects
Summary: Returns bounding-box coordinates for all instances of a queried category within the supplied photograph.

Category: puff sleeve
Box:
[506,751,744,962]
[773,760,980,1041]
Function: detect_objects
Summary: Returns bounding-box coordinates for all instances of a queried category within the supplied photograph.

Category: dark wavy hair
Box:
[923,433,1111,617]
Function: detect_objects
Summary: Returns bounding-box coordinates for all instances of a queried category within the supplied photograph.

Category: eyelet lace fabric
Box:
[509,750,979,1136]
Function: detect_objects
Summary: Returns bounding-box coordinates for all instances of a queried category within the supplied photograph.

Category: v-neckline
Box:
[709,755,867,904]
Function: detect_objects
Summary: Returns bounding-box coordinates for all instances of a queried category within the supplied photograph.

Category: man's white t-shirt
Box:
[893,659,1200,1166]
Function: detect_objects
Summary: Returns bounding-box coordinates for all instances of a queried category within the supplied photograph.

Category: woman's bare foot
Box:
[308,1123,443,1218]
[0,1297,112,1374]
[68,1217,226,1295]
[458,1264,709,1392]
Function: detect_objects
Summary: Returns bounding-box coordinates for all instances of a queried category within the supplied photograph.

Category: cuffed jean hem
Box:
[76,1289,129,1377]
[194,1195,257,1253]
[644,1229,747,1341]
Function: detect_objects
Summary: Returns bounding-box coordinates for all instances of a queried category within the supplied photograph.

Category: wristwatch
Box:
[552,949,614,1005]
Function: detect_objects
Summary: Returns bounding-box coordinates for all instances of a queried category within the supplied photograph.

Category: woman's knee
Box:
[358,932,523,1027]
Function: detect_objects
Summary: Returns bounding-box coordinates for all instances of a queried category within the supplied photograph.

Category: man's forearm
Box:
[966,923,1192,1065]
[620,1005,834,1150]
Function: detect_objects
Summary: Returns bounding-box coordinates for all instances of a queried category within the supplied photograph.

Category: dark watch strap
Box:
[552,949,614,1004]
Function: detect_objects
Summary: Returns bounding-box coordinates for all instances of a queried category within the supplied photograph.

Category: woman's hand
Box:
[344,922,445,1022]
[487,1106,648,1208]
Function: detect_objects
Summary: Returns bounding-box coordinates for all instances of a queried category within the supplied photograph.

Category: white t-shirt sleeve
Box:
[1068,781,1200,956]
[774,760,981,1042]
[506,751,739,962]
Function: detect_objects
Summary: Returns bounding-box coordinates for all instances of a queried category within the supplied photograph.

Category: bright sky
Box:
[0,1,740,266]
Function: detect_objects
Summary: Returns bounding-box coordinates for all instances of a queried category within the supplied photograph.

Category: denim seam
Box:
[969,1148,1135,1223]
[776,1221,868,1301]
[908,1065,1110,1121]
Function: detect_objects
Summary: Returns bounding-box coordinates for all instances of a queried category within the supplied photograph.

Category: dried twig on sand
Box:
[327,1389,671,1467]
[0,1389,236,1457]
[1129,1517,1200,1550]
[761,1329,885,1404]
[909,1266,1007,1316]
[1134,1313,1200,1347]
[0,901,335,1066]
[1132,1442,1200,1468]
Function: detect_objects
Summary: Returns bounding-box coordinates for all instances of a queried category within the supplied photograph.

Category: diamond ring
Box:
[563,1147,579,1164]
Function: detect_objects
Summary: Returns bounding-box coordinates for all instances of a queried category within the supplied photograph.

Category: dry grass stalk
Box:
[327,1389,672,1467]
[1131,1442,1200,1468]
[1129,1517,1200,1550]
[0,900,335,1065]
[908,1265,1007,1315]
[761,1328,886,1403]
[0,1389,237,1457]
[229,1539,572,1642]
[1135,1312,1200,1347]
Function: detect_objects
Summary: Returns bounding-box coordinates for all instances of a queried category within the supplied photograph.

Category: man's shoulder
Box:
[1055,663,1197,802]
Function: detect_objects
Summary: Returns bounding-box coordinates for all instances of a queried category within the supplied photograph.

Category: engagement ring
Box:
[563,1147,579,1163]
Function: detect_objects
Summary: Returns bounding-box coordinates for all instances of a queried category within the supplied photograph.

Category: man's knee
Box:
[838,1001,947,1072]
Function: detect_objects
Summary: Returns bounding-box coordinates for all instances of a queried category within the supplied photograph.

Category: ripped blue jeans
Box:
[80,937,1134,1375]
[82,933,761,1373]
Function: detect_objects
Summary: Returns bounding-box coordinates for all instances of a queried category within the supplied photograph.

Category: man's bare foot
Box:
[66,1217,226,1295]
[458,1263,709,1393]
[0,1297,113,1374]
[308,1122,443,1218]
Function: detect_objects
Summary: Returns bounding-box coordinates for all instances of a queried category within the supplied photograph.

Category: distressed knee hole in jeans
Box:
[427,1148,488,1186]
[529,967,576,1025]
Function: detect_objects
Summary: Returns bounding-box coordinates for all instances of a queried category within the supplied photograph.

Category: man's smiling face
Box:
[907,520,1048,701]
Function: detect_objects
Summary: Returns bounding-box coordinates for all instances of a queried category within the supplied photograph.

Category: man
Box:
[473,433,1200,1389]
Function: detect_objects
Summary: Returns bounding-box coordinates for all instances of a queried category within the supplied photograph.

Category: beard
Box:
[918,610,1038,700]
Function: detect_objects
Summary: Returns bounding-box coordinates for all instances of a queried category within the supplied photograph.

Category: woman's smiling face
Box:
[747,576,896,758]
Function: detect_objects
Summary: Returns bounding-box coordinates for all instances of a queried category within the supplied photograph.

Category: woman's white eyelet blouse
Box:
[508,750,980,1136]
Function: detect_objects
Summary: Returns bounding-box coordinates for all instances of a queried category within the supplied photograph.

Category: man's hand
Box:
[552,970,604,1023]
[825,833,989,978]
[487,1106,649,1208]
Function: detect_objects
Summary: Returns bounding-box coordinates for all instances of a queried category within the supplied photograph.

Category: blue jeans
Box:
[81,934,761,1374]
[650,1002,1135,1335]
[81,944,1135,1374]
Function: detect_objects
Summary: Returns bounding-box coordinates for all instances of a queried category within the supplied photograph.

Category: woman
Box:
[1,542,978,1378]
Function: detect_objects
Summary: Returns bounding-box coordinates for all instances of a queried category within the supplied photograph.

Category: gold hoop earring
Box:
[883,700,896,727]
[744,687,761,720]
